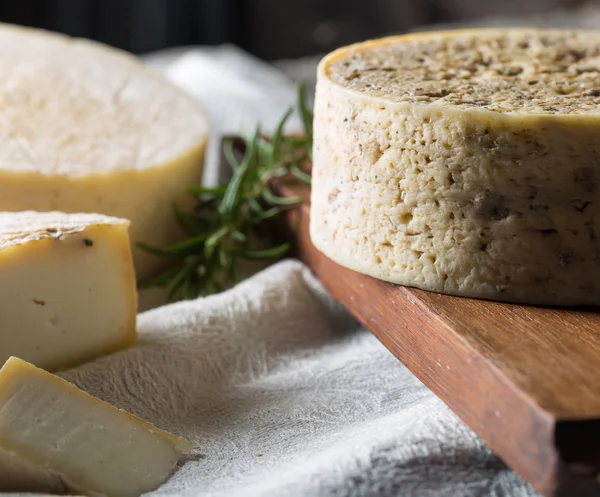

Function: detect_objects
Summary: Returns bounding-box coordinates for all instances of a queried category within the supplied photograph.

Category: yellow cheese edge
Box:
[319,27,600,126]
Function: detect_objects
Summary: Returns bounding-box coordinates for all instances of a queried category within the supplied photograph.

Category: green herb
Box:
[139,83,313,301]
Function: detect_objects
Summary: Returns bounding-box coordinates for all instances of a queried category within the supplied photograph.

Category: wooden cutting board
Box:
[272,174,600,497]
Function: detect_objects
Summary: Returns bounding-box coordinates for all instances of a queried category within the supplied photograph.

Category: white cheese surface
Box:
[311,29,600,305]
[0,357,192,497]
[0,211,137,370]
[0,24,209,280]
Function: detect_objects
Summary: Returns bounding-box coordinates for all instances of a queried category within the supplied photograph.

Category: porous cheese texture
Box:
[0,357,192,497]
[0,23,208,281]
[0,211,137,370]
[311,29,600,305]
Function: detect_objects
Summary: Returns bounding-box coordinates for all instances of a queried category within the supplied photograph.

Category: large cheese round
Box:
[311,29,600,305]
[0,24,208,281]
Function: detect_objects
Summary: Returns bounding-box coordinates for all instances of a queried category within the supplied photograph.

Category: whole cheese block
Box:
[311,29,600,305]
[0,23,208,281]
[0,357,192,497]
[0,211,136,370]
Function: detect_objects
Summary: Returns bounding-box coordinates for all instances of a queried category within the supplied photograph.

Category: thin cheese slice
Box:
[0,211,137,370]
[311,29,600,305]
[0,357,192,497]
[0,23,209,281]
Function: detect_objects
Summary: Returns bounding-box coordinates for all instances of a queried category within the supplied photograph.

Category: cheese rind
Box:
[0,357,192,497]
[0,23,208,281]
[311,29,600,305]
[0,211,137,370]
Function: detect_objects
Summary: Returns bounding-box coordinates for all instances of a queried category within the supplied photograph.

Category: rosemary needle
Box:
[139,82,313,301]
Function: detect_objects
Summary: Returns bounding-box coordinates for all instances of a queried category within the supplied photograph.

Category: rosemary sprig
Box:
[140,83,313,301]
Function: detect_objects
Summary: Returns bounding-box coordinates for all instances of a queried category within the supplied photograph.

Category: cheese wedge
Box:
[311,29,600,305]
[0,357,192,497]
[0,23,208,281]
[0,211,136,370]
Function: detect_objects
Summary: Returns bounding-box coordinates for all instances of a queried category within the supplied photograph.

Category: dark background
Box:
[0,0,589,60]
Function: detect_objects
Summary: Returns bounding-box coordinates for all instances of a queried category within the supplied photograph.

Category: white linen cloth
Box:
[63,261,536,497]
[14,45,538,496]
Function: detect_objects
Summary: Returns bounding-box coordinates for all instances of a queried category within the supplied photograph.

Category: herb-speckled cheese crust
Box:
[311,29,600,305]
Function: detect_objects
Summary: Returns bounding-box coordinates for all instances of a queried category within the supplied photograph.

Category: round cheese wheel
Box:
[0,24,208,281]
[311,29,600,305]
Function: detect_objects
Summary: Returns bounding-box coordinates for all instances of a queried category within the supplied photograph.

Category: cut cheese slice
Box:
[0,357,192,497]
[0,211,137,370]
[311,29,600,305]
[0,23,208,281]
[0,445,66,493]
